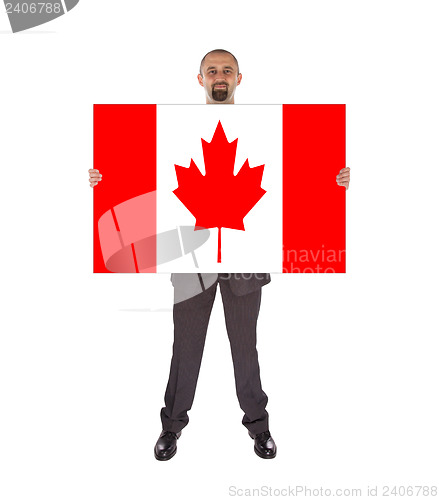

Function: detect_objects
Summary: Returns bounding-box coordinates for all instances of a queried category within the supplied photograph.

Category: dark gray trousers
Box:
[160,274,269,435]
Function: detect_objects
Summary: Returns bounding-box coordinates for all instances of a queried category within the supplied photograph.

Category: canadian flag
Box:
[93,104,345,273]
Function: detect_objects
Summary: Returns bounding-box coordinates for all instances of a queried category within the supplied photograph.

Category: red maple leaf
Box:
[173,121,266,263]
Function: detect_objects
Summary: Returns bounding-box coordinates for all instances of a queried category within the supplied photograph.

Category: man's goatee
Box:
[212,89,228,101]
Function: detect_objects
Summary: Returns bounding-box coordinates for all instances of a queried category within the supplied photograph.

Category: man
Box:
[89,49,351,461]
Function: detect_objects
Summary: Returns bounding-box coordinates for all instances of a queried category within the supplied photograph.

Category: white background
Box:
[157,105,282,272]
[1,1,438,499]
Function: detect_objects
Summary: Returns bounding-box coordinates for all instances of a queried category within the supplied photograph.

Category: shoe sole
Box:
[154,447,177,461]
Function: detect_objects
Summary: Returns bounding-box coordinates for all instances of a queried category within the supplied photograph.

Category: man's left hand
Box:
[336,167,350,190]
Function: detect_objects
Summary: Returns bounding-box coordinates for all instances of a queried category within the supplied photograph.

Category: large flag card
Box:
[93,104,345,273]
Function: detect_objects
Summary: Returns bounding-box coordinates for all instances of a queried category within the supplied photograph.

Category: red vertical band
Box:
[282,104,346,273]
[93,105,157,273]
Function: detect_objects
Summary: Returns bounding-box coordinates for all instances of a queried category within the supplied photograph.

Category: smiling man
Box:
[153,50,277,462]
[88,49,350,462]
[197,50,242,103]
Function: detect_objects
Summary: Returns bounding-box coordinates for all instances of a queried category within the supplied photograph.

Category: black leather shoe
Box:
[249,430,277,459]
[154,430,182,461]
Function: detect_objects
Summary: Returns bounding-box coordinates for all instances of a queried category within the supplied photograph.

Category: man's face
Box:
[197,53,242,104]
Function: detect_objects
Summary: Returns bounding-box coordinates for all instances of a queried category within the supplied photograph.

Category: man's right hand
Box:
[89,169,102,188]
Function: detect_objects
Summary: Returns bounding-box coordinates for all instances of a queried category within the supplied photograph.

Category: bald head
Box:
[199,49,240,77]
[198,49,242,104]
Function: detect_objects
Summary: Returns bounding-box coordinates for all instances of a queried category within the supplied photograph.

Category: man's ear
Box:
[197,74,204,87]
[237,73,242,86]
